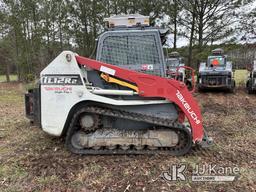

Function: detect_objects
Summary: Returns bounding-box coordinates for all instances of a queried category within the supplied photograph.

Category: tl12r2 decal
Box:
[41,74,83,85]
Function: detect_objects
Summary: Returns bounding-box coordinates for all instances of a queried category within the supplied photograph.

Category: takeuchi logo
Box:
[176,90,201,125]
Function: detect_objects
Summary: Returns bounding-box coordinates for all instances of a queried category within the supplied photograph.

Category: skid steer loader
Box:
[25,15,212,155]
[166,52,185,81]
[166,52,193,91]
[246,60,256,94]
[197,48,235,92]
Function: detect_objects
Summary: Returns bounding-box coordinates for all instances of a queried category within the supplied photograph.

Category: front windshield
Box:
[100,35,160,66]
[208,56,225,67]
[166,59,180,68]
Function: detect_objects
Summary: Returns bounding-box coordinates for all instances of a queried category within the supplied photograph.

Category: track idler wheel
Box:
[79,113,100,132]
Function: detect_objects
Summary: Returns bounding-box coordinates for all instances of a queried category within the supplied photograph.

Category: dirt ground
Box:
[0,82,255,192]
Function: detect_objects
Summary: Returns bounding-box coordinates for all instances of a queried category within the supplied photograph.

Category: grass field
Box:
[0,75,18,82]
[0,72,255,191]
[234,70,247,86]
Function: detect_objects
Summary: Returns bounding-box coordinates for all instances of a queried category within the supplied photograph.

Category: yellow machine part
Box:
[100,73,138,93]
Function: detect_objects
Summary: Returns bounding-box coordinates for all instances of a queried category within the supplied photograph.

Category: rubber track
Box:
[65,106,192,156]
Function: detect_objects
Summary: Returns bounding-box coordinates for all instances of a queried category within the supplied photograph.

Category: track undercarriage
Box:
[66,106,192,156]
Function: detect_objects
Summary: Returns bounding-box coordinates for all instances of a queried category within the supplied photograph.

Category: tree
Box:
[179,0,239,48]
[165,0,180,49]
[177,1,198,67]
[239,7,256,42]
[0,37,12,82]
[1,0,251,80]
[177,0,250,67]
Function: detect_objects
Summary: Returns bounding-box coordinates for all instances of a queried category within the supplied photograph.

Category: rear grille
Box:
[202,76,228,86]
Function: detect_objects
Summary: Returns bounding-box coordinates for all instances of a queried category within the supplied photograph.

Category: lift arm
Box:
[76,55,204,142]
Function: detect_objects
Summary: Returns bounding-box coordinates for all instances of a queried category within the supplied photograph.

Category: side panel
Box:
[40,51,86,136]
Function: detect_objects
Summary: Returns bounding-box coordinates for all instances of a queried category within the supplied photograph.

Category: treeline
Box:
[173,43,256,70]
[0,0,255,81]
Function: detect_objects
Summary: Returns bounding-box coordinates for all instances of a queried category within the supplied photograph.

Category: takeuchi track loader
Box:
[166,51,193,90]
[166,52,186,81]
[25,15,212,155]
[197,48,235,92]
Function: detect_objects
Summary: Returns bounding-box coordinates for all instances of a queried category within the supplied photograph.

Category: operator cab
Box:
[96,14,169,77]
[166,51,184,74]
[165,52,194,90]
[166,52,185,81]
[166,52,184,68]
[207,48,226,68]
